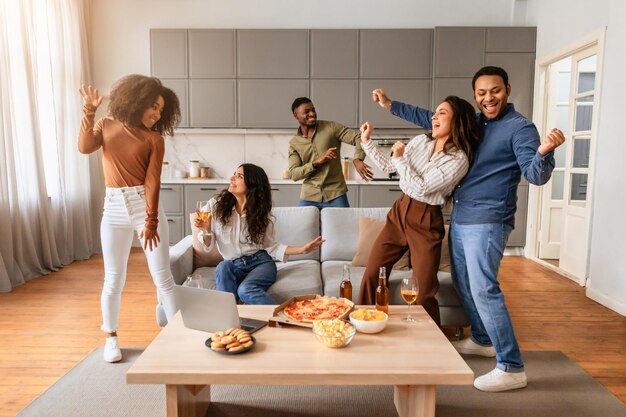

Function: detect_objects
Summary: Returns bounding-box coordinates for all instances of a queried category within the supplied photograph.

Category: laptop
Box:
[175,285,268,333]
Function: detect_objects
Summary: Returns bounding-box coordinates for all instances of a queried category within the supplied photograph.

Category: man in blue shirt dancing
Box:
[372,66,565,392]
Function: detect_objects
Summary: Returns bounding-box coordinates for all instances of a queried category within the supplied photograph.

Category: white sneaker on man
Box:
[104,336,122,363]
[474,368,527,392]
[451,337,496,357]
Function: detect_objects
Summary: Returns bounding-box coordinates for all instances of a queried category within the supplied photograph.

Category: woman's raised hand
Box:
[360,122,373,143]
[79,84,103,109]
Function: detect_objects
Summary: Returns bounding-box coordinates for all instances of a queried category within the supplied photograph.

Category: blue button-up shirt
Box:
[390,101,555,227]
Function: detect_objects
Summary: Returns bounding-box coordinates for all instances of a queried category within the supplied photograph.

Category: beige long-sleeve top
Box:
[78,106,164,231]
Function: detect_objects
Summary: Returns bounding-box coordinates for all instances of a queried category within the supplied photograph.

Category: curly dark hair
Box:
[108,74,181,136]
[429,95,482,164]
[214,164,273,246]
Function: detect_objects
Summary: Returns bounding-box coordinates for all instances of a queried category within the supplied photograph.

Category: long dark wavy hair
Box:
[429,95,482,164]
[108,74,181,136]
[214,164,273,245]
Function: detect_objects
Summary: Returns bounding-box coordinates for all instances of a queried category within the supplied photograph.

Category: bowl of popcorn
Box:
[349,308,388,334]
[312,319,356,348]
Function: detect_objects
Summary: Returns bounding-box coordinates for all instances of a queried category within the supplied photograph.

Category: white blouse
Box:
[197,197,287,262]
[362,134,469,206]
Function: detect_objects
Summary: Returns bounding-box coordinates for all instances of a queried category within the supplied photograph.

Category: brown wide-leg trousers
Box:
[357,194,445,325]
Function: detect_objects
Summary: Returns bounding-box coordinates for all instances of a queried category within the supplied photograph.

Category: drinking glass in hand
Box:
[196,200,211,222]
[400,277,418,323]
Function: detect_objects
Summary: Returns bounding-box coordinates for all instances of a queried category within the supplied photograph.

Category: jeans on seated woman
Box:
[215,250,277,305]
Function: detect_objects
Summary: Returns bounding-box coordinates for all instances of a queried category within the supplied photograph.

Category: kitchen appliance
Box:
[369,137,411,181]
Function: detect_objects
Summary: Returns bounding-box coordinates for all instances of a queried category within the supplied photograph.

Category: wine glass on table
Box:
[400,277,418,323]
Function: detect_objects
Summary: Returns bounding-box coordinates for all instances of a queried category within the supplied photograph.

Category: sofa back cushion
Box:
[272,206,320,261]
[189,213,224,269]
[320,207,390,262]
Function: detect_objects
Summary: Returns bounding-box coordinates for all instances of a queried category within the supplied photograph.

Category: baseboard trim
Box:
[586,287,626,316]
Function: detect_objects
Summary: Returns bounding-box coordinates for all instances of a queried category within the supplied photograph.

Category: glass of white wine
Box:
[400,277,418,323]
[195,200,211,223]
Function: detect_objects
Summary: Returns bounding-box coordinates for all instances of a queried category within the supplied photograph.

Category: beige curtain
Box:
[0,0,104,292]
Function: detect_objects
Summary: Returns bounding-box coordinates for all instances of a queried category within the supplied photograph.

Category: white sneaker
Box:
[452,337,496,357]
[474,368,527,392]
[155,303,168,327]
[104,336,122,363]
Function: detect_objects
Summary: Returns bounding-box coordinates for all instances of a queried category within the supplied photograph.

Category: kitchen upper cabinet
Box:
[310,30,358,79]
[310,79,358,128]
[359,79,431,128]
[238,79,308,128]
[433,78,477,111]
[189,79,236,127]
[150,29,187,78]
[434,27,485,78]
[161,79,188,128]
[189,29,236,78]
[485,53,535,118]
[486,27,536,53]
[237,30,309,78]
[359,29,433,79]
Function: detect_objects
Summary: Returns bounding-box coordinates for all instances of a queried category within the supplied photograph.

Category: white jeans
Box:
[100,186,178,333]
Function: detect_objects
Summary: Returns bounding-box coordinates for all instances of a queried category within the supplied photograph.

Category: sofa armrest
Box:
[170,235,194,285]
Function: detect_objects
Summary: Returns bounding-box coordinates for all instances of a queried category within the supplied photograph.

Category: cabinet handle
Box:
[200,187,217,191]
[161,187,173,191]
[270,188,280,191]
[389,188,402,192]
[167,219,174,223]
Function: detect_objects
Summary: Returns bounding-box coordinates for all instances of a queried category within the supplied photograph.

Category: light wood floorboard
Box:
[0,249,624,416]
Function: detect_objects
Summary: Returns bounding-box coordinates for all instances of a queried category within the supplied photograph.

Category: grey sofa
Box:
[169,206,469,330]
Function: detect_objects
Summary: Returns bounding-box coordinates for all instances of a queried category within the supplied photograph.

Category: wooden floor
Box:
[0,250,624,416]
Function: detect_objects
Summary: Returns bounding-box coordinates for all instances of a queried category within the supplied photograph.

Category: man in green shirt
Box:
[288,97,372,208]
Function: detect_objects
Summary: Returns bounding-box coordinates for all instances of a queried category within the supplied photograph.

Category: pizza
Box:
[283,297,352,323]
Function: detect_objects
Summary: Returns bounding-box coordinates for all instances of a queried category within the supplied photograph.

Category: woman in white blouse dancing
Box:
[194,163,323,304]
[356,95,481,325]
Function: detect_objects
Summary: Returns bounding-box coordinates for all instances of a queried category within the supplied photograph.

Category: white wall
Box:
[526,0,626,314]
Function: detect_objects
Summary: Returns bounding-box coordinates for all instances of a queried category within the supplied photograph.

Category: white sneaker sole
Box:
[474,378,527,392]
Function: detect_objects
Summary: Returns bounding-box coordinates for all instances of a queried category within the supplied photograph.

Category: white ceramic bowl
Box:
[349,310,389,334]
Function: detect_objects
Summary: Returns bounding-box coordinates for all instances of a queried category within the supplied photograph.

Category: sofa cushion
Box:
[351,217,410,270]
[189,213,223,269]
[268,260,323,303]
[272,206,320,261]
[320,207,391,262]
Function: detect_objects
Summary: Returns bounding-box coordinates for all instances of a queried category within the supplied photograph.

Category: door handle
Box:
[200,187,217,191]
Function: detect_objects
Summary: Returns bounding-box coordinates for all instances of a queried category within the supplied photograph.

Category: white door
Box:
[558,52,598,284]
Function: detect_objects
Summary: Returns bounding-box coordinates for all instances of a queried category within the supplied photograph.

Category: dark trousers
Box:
[357,194,445,325]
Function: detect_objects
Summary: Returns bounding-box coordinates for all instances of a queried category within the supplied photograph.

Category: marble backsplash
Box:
[163,130,395,181]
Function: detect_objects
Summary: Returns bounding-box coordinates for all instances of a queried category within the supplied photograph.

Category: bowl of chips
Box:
[349,308,388,334]
[312,319,356,348]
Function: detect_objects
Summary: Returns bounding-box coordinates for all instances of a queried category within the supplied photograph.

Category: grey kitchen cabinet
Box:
[359,79,431,128]
[189,79,236,127]
[161,79,188,128]
[150,29,187,78]
[434,27,485,78]
[188,29,236,78]
[310,29,358,79]
[359,29,433,79]
[237,30,309,78]
[183,184,222,236]
[358,184,403,208]
[238,79,308,128]
[160,184,184,245]
[486,27,536,53]
[508,182,529,247]
[310,79,358,128]
[269,184,302,207]
[485,53,535,118]
[433,78,477,111]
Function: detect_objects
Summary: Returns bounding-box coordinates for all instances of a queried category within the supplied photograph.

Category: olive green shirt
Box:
[288,120,366,202]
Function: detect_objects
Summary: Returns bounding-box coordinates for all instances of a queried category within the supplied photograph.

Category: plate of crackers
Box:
[205,327,256,354]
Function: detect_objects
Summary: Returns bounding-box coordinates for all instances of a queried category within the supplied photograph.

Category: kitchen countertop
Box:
[161,178,401,185]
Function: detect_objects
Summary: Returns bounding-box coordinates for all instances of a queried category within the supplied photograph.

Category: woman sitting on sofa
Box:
[357,95,482,326]
[194,163,324,304]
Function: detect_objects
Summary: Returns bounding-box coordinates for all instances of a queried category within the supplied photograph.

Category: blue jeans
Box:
[449,222,524,372]
[298,193,349,208]
[215,250,277,305]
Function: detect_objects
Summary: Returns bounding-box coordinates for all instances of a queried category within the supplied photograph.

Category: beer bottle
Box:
[339,264,353,301]
[375,266,389,314]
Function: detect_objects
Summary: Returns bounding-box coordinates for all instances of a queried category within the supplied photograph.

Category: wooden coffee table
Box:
[127,305,473,417]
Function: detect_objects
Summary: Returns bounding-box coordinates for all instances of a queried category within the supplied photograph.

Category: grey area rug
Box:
[17,348,626,417]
